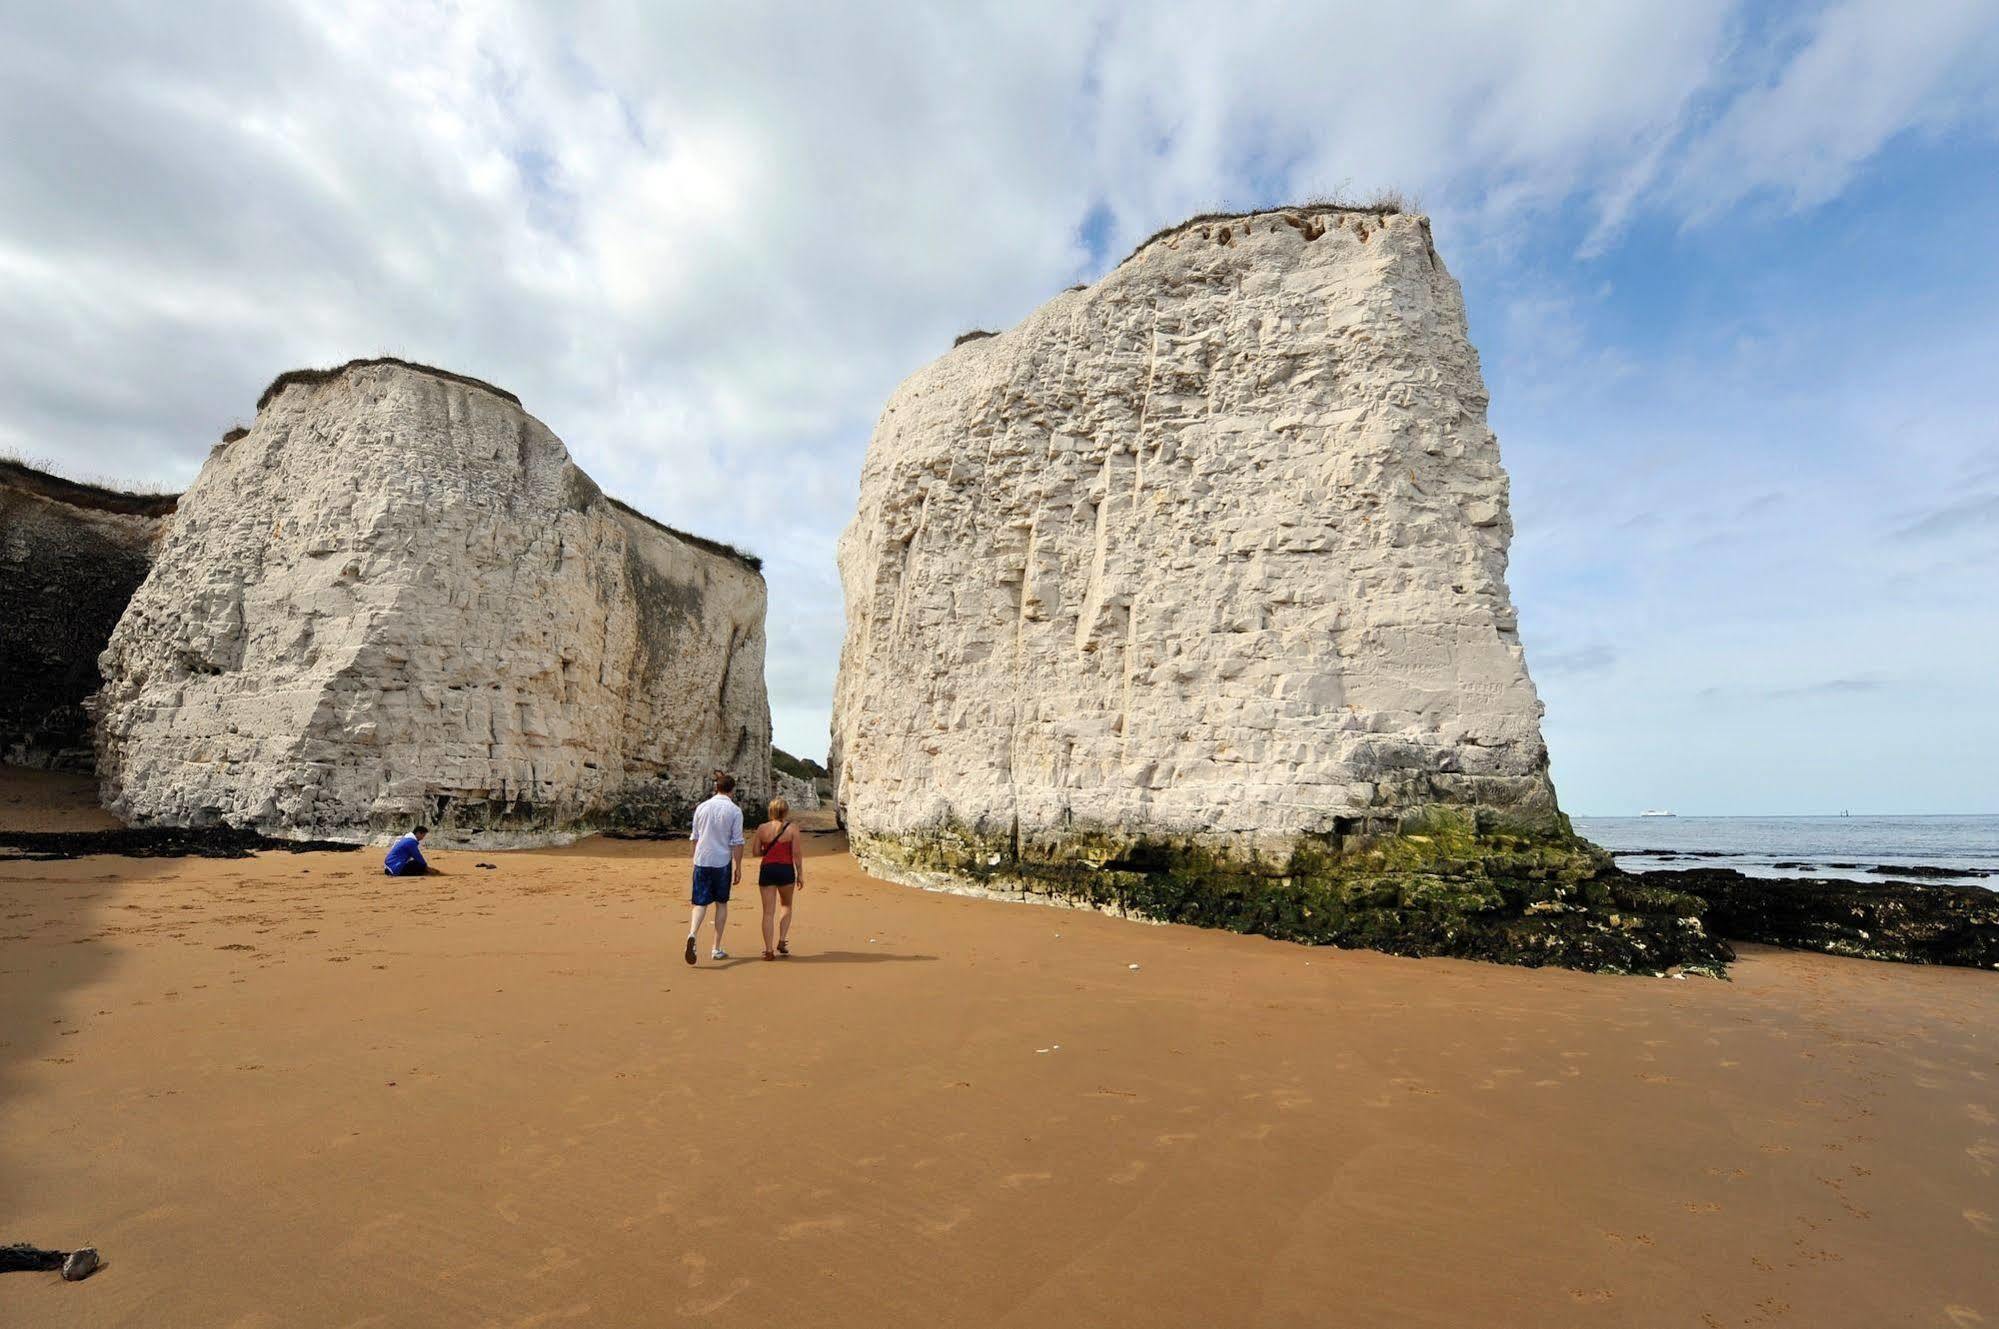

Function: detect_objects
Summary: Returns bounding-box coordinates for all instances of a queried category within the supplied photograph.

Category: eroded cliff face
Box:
[96,360,770,844]
[0,462,174,771]
[832,208,1722,973]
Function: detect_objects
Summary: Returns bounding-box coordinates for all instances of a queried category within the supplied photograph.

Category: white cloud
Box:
[1670,0,1999,219]
[2,0,1993,783]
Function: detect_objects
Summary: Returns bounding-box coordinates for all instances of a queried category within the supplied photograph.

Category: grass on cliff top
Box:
[248,359,760,575]
[604,495,763,575]
[1118,189,1414,267]
[0,453,180,517]
[256,356,524,412]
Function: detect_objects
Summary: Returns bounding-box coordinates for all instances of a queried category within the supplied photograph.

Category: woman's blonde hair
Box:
[767,796,790,822]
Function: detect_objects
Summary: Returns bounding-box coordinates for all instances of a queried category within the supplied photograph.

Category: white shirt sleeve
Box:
[729,805,745,847]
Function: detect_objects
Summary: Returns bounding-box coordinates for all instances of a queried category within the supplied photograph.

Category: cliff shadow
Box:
[0,847,176,1238]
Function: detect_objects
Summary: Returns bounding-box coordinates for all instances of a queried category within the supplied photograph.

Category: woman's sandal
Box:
[776,940,790,957]
[762,949,776,961]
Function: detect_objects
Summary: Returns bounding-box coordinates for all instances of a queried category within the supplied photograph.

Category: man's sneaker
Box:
[711,947,729,960]
[683,935,697,966]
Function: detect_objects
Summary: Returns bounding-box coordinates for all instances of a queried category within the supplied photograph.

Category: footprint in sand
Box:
[511,1301,596,1326]
[678,1278,750,1317]
[926,1206,974,1234]
[1000,1172,1053,1189]
[617,1190,678,1232]
[336,1211,409,1257]
[528,1245,581,1278]
[1944,1305,1988,1326]
[779,1215,852,1237]
[1962,1209,1993,1236]
[1109,1160,1148,1184]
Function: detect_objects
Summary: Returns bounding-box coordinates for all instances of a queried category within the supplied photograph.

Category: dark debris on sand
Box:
[0,826,361,861]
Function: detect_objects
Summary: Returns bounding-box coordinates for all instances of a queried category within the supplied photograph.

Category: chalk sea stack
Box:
[832,206,1724,972]
[95,359,770,844]
[0,460,175,770]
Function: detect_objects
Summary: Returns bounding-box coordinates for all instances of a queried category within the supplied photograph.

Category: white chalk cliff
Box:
[833,207,1562,875]
[96,360,770,843]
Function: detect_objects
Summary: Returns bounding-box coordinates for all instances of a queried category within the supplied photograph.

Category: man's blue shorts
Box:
[691,864,733,906]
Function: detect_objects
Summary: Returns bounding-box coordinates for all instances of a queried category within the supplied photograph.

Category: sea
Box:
[1572,815,1999,888]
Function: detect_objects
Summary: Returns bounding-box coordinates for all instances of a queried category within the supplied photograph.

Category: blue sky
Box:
[2,0,1994,814]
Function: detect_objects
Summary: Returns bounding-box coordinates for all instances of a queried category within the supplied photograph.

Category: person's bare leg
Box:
[711,901,729,952]
[684,903,707,964]
[760,886,778,955]
[778,886,795,949]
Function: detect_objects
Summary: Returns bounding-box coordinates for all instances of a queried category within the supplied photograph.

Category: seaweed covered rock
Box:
[863,808,1731,974]
[0,461,174,770]
[831,205,1719,973]
[1658,869,1999,968]
[96,360,771,844]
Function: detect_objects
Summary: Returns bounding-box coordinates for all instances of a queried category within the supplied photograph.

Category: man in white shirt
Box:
[686,771,745,964]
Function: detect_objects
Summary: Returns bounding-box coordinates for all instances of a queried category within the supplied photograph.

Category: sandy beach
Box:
[4,818,1995,1328]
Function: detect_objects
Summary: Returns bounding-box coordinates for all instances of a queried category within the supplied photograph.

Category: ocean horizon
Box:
[1574,813,1999,886]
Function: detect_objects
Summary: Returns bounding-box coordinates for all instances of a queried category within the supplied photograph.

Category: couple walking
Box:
[685,772,804,964]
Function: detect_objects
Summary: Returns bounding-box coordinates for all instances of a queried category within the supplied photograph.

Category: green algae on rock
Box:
[851,810,1733,976]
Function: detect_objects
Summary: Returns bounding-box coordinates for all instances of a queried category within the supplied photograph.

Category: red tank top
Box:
[762,823,795,865]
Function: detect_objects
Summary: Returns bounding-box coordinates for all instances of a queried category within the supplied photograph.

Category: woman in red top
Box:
[752,796,804,960]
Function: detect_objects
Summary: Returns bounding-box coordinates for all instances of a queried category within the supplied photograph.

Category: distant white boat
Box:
[1640,809,1675,818]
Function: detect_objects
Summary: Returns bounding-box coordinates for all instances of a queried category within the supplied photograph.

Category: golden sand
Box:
[3,805,1995,1326]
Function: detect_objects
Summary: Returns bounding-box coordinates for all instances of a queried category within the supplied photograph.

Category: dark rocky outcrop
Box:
[0,461,175,770]
[0,825,359,861]
[1654,868,1999,968]
[861,810,1734,976]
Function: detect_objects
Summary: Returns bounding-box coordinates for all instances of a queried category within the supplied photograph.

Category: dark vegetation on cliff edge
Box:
[954,194,1413,352]
[249,358,764,575]
[1119,190,1411,267]
[0,457,178,518]
[605,495,763,574]
[256,355,525,411]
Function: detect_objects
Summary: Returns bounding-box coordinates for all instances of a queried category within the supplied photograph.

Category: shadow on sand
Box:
[690,950,936,970]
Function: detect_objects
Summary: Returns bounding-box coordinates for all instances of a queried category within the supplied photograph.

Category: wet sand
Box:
[0,767,121,832]
[3,824,1995,1327]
